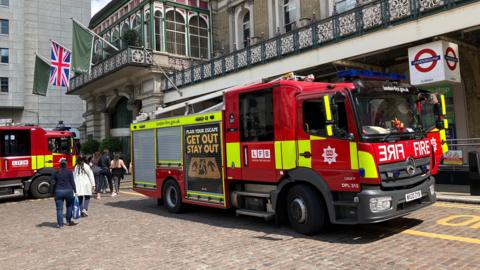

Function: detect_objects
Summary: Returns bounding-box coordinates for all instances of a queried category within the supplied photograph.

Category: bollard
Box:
[468,151,480,196]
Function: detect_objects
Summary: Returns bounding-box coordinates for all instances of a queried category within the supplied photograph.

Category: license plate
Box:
[405,190,422,202]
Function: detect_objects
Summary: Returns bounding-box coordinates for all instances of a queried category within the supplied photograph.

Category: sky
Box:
[92,0,111,17]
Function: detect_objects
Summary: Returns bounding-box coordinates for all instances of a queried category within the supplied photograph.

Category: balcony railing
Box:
[69,46,153,91]
[164,0,474,91]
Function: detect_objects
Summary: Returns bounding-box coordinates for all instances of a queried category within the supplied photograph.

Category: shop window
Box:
[165,10,186,55]
[154,11,163,51]
[239,90,274,142]
[48,137,72,154]
[0,131,31,157]
[189,16,208,58]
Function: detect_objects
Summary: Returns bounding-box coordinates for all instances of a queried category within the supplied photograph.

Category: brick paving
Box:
[1,190,480,270]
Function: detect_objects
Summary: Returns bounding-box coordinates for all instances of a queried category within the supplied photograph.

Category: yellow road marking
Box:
[120,191,147,197]
[402,229,480,245]
[433,202,480,210]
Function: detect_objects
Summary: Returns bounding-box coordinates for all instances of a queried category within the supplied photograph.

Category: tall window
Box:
[0,48,8,63]
[112,28,120,49]
[144,12,151,48]
[283,0,296,32]
[154,11,163,51]
[132,14,141,34]
[94,39,103,64]
[242,12,250,48]
[0,19,8,35]
[0,0,9,7]
[165,10,186,55]
[121,23,129,48]
[0,77,7,93]
[189,16,208,58]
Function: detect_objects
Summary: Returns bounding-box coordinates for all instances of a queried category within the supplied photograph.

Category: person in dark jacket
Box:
[98,149,113,194]
[52,158,77,228]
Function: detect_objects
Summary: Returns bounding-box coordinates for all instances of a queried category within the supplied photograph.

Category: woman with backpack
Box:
[73,156,95,217]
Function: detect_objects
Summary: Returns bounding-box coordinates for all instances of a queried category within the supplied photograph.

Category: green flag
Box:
[72,19,93,74]
[32,55,50,96]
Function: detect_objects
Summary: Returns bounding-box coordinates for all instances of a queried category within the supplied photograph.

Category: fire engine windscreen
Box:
[353,82,422,136]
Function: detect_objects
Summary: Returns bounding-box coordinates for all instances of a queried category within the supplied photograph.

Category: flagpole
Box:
[71,17,119,51]
[49,38,72,53]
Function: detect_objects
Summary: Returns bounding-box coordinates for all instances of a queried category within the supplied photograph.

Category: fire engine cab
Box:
[0,124,77,199]
[131,71,448,235]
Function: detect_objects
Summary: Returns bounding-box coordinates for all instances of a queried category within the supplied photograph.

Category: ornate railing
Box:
[69,47,153,91]
[164,0,474,91]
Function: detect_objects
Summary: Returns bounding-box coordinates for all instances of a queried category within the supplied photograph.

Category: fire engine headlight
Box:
[429,184,435,196]
[369,196,392,213]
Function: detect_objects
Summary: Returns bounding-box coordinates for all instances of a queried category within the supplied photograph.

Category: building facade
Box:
[68,0,213,159]
[0,0,90,129]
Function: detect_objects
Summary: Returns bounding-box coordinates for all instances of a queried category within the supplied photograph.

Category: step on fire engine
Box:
[0,123,77,199]
[131,70,448,235]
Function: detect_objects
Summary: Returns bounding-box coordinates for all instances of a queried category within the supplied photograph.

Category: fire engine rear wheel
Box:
[30,175,53,199]
[163,180,183,213]
[286,184,326,235]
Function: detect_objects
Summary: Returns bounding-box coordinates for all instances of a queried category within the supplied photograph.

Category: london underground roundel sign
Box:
[411,48,441,73]
[444,47,458,71]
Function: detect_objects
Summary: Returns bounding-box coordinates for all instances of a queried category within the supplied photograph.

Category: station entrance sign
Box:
[408,41,461,86]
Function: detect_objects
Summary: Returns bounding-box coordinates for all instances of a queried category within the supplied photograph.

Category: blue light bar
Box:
[337,69,406,81]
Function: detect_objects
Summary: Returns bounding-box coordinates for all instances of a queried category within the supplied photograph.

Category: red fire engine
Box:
[0,125,77,199]
[130,72,448,235]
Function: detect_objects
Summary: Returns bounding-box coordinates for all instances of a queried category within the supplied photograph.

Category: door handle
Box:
[243,146,248,167]
[299,151,312,158]
[46,160,53,164]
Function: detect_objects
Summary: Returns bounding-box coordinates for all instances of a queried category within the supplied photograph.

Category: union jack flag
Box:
[49,40,71,88]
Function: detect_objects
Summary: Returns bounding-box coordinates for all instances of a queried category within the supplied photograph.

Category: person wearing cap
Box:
[52,158,77,228]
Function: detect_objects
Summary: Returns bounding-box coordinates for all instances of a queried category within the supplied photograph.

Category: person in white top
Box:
[73,156,96,217]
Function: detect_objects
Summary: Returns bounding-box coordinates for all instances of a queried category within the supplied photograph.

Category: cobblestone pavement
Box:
[1,189,480,270]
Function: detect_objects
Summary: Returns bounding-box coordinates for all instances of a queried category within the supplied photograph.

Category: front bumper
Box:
[356,176,436,224]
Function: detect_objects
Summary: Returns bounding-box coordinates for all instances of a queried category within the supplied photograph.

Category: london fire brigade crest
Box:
[322,146,338,165]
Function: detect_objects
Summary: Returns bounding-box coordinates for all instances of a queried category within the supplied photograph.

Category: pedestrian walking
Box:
[99,149,113,195]
[90,151,103,199]
[73,156,95,217]
[110,153,128,196]
[51,158,77,228]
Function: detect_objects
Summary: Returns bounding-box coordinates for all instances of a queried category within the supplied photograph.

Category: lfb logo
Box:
[251,149,271,159]
[12,160,29,167]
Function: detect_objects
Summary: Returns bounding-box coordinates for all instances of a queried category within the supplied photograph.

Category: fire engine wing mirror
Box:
[323,95,334,136]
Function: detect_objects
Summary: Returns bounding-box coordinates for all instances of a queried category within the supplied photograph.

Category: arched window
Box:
[93,39,103,64]
[154,11,163,51]
[111,97,133,129]
[165,10,186,55]
[121,22,129,48]
[132,14,141,33]
[112,28,120,49]
[144,12,151,48]
[242,11,250,48]
[189,16,208,59]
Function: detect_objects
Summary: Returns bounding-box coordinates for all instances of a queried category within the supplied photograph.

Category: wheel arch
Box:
[272,168,336,223]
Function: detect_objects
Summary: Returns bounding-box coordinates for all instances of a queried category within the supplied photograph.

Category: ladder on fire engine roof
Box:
[151,72,312,119]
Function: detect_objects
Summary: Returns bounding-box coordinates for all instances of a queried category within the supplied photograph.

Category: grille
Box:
[378,157,430,188]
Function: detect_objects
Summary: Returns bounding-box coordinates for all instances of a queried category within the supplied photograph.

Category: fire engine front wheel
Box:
[163,180,183,213]
[286,184,326,235]
[30,175,53,199]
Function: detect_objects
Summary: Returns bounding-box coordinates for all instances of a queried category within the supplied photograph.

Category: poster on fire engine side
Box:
[184,123,224,195]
